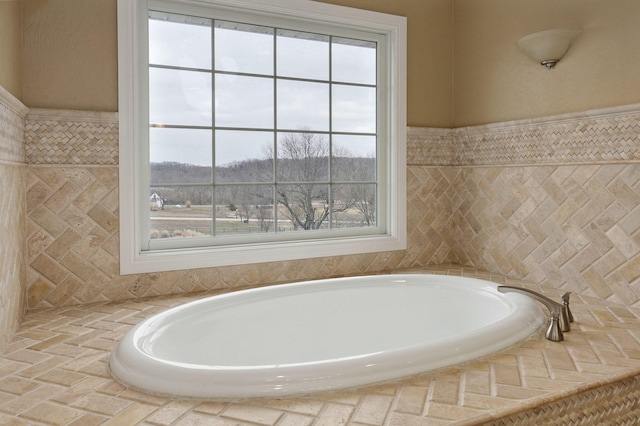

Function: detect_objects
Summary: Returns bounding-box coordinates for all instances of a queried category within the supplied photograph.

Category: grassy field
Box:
[150,204,279,237]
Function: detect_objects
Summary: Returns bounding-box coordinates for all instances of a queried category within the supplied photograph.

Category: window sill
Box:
[120,233,406,274]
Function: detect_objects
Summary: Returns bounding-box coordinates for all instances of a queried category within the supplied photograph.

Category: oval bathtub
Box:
[109,274,545,399]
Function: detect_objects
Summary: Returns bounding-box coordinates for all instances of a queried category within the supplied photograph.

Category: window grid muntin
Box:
[147,10,379,246]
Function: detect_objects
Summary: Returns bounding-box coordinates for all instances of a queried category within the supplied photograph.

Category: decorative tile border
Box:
[453,104,640,166]
[409,104,640,167]
[25,109,118,165]
[23,103,640,168]
[488,373,640,425]
[407,126,452,166]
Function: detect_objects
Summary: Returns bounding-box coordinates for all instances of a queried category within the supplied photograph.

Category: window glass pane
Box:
[332,84,376,133]
[277,80,329,131]
[215,74,273,128]
[215,185,275,234]
[277,30,329,80]
[215,130,274,183]
[332,37,376,85]
[150,68,212,126]
[215,21,274,75]
[277,132,329,182]
[332,183,376,227]
[150,186,213,239]
[277,184,329,230]
[332,135,376,181]
[149,12,212,69]
[150,128,212,184]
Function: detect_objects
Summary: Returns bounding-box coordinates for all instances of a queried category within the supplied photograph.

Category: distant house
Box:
[150,192,163,211]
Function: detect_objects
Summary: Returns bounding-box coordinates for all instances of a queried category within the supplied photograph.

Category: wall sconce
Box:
[517,29,581,69]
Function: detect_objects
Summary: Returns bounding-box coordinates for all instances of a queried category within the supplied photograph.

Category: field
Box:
[150,204,284,237]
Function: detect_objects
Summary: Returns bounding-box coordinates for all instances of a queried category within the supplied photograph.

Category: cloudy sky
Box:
[147,13,377,168]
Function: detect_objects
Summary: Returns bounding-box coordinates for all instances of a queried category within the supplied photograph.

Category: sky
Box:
[147,12,378,168]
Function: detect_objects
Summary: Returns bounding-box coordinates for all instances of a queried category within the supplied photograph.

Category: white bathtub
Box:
[108,274,545,399]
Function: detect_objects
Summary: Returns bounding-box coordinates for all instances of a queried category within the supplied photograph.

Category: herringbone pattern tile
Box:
[26,165,456,308]
[452,164,640,306]
[3,267,640,425]
[23,105,640,310]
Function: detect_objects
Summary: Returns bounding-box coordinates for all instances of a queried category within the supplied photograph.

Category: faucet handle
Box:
[561,292,573,323]
[546,312,564,342]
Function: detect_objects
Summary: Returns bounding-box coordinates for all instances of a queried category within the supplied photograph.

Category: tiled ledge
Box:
[2,265,640,425]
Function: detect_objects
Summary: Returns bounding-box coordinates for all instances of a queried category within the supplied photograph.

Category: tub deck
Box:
[2,265,640,425]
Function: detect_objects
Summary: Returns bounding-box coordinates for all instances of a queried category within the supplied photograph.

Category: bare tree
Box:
[274,132,363,230]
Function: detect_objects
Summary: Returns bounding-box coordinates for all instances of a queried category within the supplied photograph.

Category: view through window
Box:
[147,11,379,244]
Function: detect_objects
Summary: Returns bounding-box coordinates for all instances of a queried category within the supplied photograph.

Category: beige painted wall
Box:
[317,0,453,128]
[0,1,23,100]
[453,0,640,126]
[20,0,453,127]
[22,0,118,111]
[15,1,640,126]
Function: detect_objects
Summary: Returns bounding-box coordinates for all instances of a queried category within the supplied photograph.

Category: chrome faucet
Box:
[497,286,572,342]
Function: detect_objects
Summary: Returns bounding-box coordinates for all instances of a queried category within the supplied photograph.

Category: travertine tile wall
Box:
[0,87,28,350]
[23,103,640,309]
[452,164,640,306]
[451,105,640,307]
[25,110,457,308]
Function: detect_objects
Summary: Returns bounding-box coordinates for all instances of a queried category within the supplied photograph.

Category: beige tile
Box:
[30,205,68,238]
[31,254,69,286]
[100,403,157,426]
[44,181,81,214]
[314,403,354,426]
[21,401,85,425]
[71,392,132,416]
[352,394,394,425]
[395,385,427,415]
[172,412,238,426]
[0,376,40,396]
[36,368,86,387]
[492,363,522,388]
[222,404,284,425]
[144,400,197,425]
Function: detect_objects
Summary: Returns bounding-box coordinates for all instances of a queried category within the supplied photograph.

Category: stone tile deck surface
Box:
[2,265,640,425]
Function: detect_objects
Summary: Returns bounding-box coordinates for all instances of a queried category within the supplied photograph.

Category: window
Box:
[118,0,406,274]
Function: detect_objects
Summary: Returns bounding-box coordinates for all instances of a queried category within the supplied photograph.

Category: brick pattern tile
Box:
[3,266,640,425]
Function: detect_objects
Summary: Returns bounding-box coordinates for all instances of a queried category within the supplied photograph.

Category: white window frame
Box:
[118,0,407,275]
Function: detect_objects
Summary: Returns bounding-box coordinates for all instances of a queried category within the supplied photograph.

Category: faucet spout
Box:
[497,286,565,342]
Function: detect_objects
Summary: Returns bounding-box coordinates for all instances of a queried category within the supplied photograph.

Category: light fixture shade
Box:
[517,29,581,68]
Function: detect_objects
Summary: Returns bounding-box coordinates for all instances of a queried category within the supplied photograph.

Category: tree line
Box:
[150,133,376,230]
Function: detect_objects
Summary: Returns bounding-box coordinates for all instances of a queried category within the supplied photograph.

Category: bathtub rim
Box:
[108,273,546,399]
